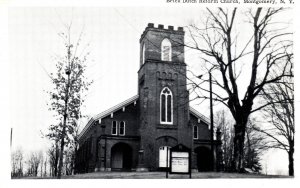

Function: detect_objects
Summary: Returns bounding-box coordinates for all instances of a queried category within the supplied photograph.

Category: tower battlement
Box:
[146,23,184,31]
[139,23,185,66]
[140,23,184,43]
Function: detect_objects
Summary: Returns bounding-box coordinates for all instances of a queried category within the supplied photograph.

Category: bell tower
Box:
[137,23,192,171]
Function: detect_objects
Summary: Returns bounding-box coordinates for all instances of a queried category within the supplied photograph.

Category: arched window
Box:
[193,125,198,139]
[119,121,125,136]
[160,87,173,124]
[142,43,146,64]
[112,121,117,135]
[161,38,172,61]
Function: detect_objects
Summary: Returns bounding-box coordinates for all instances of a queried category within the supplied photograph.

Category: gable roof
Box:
[78,95,210,140]
[78,95,139,140]
[93,95,139,120]
[189,106,210,125]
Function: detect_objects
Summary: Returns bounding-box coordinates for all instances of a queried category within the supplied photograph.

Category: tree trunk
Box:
[57,69,70,179]
[288,143,294,176]
[44,158,47,177]
[54,141,59,177]
[40,160,43,177]
[57,125,66,178]
[73,145,78,175]
[233,122,246,172]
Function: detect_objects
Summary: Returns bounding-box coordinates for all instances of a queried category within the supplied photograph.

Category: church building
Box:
[75,23,222,173]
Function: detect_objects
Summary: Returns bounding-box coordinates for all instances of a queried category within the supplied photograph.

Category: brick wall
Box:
[137,24,192,170]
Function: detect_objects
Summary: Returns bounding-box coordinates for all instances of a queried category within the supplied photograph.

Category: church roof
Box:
[189,106,210,125]
[78,95,139,140]
[93,95,139,120]
[78,95,210,140]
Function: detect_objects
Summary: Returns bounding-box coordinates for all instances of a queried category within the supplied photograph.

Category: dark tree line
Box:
[11,149,47,178]
[47,141,76,177]
[48,142,60,177]
[25,151,43,177]
[216,110,267,173]
[11,148,24,177]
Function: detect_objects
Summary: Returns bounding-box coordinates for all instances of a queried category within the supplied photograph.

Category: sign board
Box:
[171,152,189,173]
[168,144,191,178]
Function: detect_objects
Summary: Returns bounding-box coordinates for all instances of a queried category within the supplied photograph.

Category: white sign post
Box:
[169,144,191,178]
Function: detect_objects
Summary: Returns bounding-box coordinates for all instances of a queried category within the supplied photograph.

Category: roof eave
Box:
[78,95,139,141]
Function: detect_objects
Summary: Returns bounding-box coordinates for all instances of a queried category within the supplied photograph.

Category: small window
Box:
[119,121,125,136]
[161,38,172,61]
[193,125,198,139]
[112,121,117,135]
[142,43,146,64]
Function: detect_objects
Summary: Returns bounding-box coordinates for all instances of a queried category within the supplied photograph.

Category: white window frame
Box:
[119,121,125,136]
[160,87,173,125]
[111,120,118,135]
[193,125,198,139]
[161,38,172,61]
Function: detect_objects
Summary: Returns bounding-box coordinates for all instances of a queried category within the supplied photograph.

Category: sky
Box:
[1,1,299,182]
[7,7,209,151]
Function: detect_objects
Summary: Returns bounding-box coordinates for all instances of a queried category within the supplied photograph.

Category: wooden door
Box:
[159,146,170,167]
[112,150,123,169]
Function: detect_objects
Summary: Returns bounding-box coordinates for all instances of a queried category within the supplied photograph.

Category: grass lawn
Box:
[16,172,290,179]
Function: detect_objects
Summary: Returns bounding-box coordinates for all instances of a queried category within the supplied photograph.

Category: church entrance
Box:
[159,146,171,168]
[111,143,132,171]
[195,146,213,172]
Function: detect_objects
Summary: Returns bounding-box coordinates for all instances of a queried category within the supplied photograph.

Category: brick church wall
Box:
[76,23,221,173]
[137,24,192,170]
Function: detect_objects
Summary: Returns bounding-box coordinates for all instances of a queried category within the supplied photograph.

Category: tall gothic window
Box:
[161,38,172,61]
[160,87,173,124]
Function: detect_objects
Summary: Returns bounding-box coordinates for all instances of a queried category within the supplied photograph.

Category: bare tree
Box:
[26,151,43,177]
[243,118,267,173]
[64,147,73,175]
[11,152,18,177]
[216,110,266,173]
[11,147,24,178]
[47,142,60,177]
[44,157,47,177]
[254,69,294,176]
[40,152,44,177]
[186,8,293,171]
[215,110,234,171]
